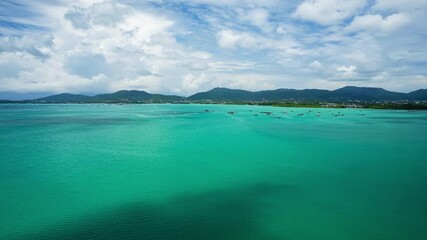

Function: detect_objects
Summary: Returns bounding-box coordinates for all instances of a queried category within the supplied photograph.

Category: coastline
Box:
[1,101,427,110]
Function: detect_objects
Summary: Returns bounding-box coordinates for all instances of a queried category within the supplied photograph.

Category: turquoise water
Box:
[0,104,426,240]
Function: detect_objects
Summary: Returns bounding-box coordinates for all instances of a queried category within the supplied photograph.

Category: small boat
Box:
[227,111,235,114]
[261,111,273,115]
[297,113,304,116]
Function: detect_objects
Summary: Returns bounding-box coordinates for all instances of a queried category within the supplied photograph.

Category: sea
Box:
[1,104,426,240]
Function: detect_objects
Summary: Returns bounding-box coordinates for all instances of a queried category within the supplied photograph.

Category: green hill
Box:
[331,86,406,101]
[31,86,427,103]
[36,93,91,103]
[188,86,414,102]
[35,90,184,103]
[408,89,427,100]
[89,90,184,103]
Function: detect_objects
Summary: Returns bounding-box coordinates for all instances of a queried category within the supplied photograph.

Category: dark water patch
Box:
[354,121,376,125]
[0,105,32,110]
[385,120,412,124]
[17,183,295,240]
[142,111,198,117]
[369,116,427,121]
[381,110,427,114]
[0,117,131,126]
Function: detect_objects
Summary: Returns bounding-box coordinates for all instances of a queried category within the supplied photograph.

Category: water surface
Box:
[1,104,426,239]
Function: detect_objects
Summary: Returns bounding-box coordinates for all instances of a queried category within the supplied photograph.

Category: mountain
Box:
[90,90,152,102]
[331,86,406,101]
[254,89,332,101]
[36,93,91,103]
[26,86,427,103]
[0,100,16,103]
[89,90,184,103]
[188,86,415,102]
[188,88,254,101]
[34,90,184,103]
[408,89,427,100]
[188,88,334,101]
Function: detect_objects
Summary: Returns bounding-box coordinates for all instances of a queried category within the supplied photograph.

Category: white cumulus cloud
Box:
[237,8,272,32]
[293,0,367,25]
[346,13,410,33]
[337,65,357,78]
[182,73,209,92]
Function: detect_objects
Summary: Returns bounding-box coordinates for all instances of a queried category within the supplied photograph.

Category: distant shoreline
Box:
[1,101,426,110]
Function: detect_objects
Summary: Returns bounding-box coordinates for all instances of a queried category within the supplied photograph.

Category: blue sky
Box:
[1,0,426,96]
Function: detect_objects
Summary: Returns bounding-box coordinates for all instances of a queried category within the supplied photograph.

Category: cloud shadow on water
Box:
[18,183,296,240]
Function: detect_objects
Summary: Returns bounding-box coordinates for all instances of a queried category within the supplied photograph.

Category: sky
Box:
[1,0,427,98]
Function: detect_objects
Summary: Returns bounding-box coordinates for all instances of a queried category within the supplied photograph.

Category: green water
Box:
[0,104,426,240]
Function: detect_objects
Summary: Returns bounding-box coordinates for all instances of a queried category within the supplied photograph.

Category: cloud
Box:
[215,29,295,50]
[0,52,44,79]
[346,13,410,33]
[1,0,180,94]
[0,0,426,95]
[0,34,54,59]
[170,0,279,7]
[215,29,265,49]
[182,73,209,92]
[64,6,91,29]
[65,52,109,78]
[337,65,357,78]
[0,57,99,93]
[309,60,323,70]
[209,61,257,72]
[373,0,427,11]
[293,0,367,25]
[89,1,130,27]
[216,29,242,49]
[237,8,272,32]
[221,73,276,90]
